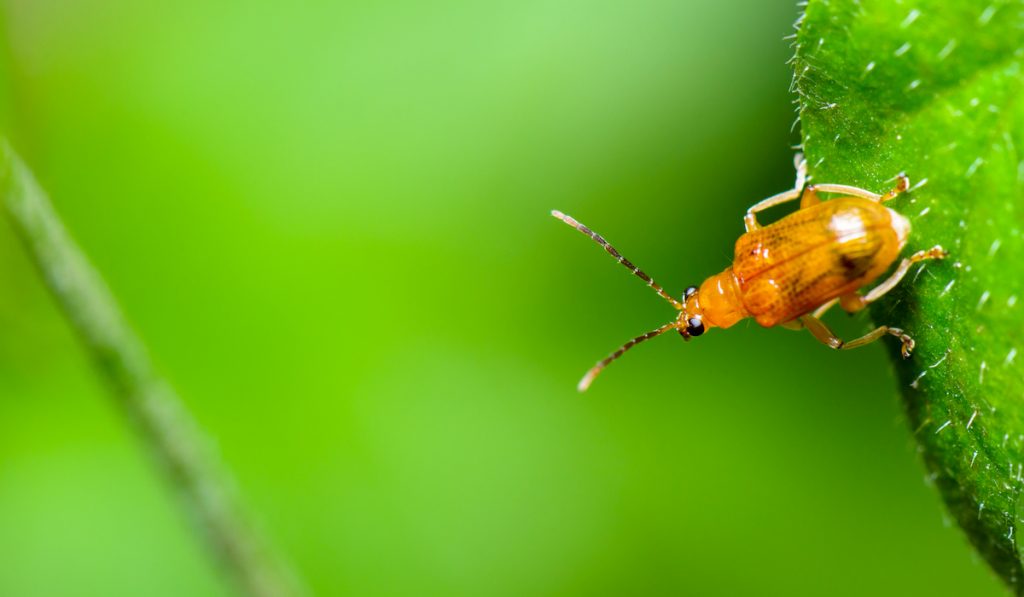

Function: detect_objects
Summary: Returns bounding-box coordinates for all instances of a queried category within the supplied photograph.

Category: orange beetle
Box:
[553,155,946,391]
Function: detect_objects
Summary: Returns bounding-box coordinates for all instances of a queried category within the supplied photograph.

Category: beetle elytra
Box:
[553,155,947,391]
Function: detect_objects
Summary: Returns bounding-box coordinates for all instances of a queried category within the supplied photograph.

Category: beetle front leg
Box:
[799,185,822,209]
[744,188,801,231]
[799,314,915,358]
[792,152,807,188]
[743,154,808,232]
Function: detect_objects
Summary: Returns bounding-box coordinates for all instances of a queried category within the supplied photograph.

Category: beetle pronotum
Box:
[553,155,947,391]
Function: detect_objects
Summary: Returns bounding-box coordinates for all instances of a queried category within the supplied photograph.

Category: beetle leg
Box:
[799,314,915,358]
[810,184,881,201]
[878,174,911,202]
[844,325,916,357]
[792,153,808,188]
[811,297,839,318]
[744,188,801,232]
[839,293,866,313]
[847,245,948,310]
[800,185,822,209]
[779,319,804,331]
[812,174,910,204]
[743,154,809,232]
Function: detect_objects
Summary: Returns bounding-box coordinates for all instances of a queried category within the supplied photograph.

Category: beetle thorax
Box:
[692,268,748,330]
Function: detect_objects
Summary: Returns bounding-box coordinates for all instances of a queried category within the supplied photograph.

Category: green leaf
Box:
[794,0,1024,589]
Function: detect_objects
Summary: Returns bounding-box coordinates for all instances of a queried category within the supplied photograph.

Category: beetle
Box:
[552,155,947,391]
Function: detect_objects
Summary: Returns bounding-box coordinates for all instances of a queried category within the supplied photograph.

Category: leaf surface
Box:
[795,1,1024,588]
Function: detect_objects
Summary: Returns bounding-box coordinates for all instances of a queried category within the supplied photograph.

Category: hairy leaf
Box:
[794,0,1024,589]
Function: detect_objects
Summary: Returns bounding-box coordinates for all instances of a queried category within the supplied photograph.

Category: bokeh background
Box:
[0,1,1007,595]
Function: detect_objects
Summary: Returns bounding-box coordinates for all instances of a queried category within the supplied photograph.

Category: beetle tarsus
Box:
[895,330,915,358]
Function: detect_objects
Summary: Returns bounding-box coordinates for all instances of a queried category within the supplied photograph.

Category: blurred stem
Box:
[0,140,300,597]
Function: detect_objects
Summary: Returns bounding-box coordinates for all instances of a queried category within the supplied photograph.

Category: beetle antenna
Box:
[578,322,676,392]
[551,210,683,309]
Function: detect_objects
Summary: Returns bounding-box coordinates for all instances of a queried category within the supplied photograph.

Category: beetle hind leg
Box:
[838,292,867,314]
[843,245,948,312]
[799,314,915,358]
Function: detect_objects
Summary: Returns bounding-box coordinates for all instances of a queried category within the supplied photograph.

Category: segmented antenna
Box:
[577,323,675,392]
[551,210,683,309]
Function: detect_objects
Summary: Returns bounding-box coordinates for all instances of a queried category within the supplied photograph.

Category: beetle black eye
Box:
[686,317,705,337]
[684,286,698,300]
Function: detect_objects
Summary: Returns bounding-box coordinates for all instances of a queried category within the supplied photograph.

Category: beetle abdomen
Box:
[732,198,903,327]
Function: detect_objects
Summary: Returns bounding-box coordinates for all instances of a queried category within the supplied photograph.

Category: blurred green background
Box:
[0,0,1007,595]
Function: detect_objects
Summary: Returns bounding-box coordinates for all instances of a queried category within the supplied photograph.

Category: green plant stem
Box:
[0,140,299,597]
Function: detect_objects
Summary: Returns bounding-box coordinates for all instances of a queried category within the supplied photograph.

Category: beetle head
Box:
[676,285,707,340]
